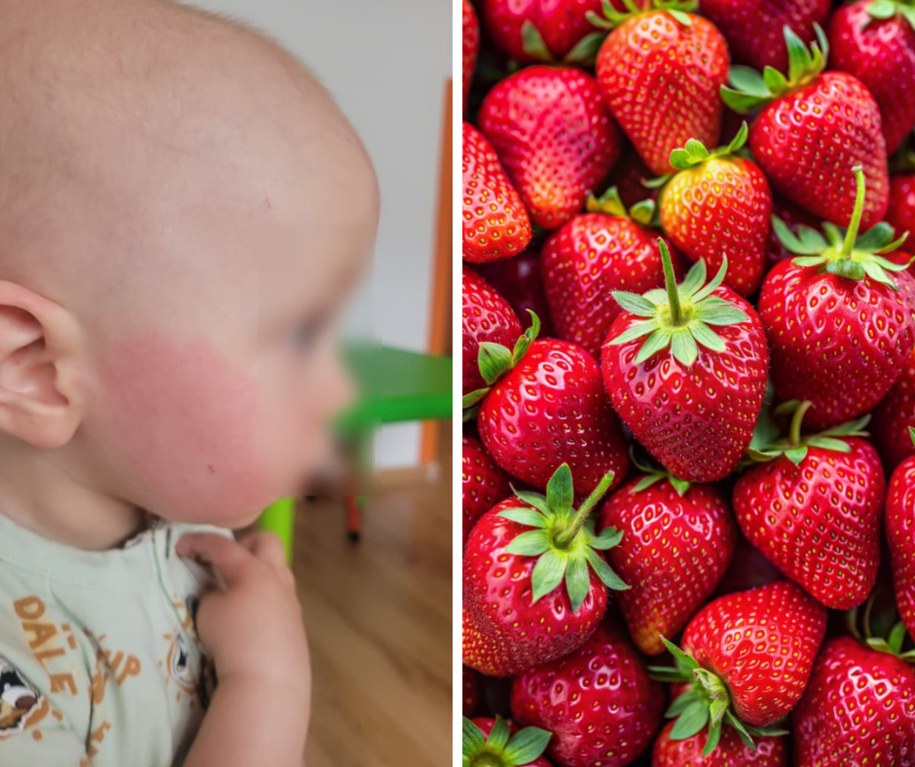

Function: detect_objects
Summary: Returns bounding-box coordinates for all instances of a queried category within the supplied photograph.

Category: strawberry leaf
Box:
[499,507,549,528]
[702,719,723,755]
[546,463,574,516]
[566,555,591,612]
[670,700,709,740]
[462,718,486,756]
[510,488,551,515]
[530,550,567,603]
[590,525,623,550]
[679,258,708,297]
[521,21,554,62]
[564,31,606,66]
[665,689,701,717]
[659,636,700,673]
[868,0,898,19]
[585,548,628,591]
[479,342,513,385]
[503,726,552,765]
[506,529,551,556]
[488,716,511,750]
[612,291,657,317]
[725,711,756,749]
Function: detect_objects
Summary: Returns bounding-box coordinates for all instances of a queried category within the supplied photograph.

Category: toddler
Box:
[0,0,378,764]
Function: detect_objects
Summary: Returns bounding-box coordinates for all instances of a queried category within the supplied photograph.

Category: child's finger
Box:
[236,530,287,570]
[176,532,254,588]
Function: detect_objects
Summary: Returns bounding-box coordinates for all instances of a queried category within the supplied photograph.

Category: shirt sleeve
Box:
[0,656,89,766]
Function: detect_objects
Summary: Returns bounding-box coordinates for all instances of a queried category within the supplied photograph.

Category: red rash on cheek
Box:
[92,332,273,524]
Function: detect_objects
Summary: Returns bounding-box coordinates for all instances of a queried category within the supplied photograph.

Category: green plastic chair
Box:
[257,345,452,562]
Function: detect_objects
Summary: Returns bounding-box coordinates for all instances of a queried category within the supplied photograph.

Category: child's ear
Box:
[0,281,87,449]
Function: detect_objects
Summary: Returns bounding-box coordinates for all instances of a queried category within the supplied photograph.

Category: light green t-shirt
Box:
[0,512,229,766]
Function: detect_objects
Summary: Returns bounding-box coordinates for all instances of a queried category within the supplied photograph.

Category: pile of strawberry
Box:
[461,1,915,765]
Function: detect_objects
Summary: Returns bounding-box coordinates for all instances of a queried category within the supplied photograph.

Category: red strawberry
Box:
[887,440,915,641]
[601,242,769,482]
[722,28,889,229]
[478,0,605,63]
[597,472,735,655]
[888,172,915,254]
[462,266,522,395]
[650,582,825,751]
[463,0,479,110]
[594,6,729,176]
[463,122,533,264]
[871,346,915,468]
[699,0,830,71]
[463,666,480,717]
[479,66,622,229]
[511,621,664,767]
[733,402,886,610]
[473,320,630,497]
[828,0,915,154]
[658,124,773,297]
[758,167,915,429]
[463,433,511,544]
[477,249,556,339]
[463,716,554,767]
[464,606,522,677]
[793,637,915,766]
[542,189,687,357]
[652,719,787,766]
[464,465,627,675]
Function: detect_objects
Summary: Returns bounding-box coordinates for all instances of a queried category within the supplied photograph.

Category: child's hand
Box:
[176,531,311,704]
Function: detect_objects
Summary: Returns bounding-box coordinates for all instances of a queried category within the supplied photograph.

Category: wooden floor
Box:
[293,464,453,766]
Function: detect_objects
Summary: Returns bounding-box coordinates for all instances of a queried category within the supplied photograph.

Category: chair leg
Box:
[257,497,295,565]
[345,495,362,543]
[343,428,373,543]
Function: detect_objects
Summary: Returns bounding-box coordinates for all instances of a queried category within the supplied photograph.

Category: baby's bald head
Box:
[0,0,378,529]
[0,0,376,339]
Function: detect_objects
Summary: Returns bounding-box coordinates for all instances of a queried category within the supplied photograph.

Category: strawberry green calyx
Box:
[586,186,657,227]
[609,239,749,367]
[520,22,607,66]
[721,25,828,113]
[748,400,870,466]
[645,123,750,189]
[499,463,628,613]
[586,0,697,32]
[462,716,552,767]
[649,637,788,754]
[670,122,749,171]
[629,450,691,495]
[866,0,915,32]
[847,591,915,662]
[774,166,912,288]
[463,311,541,410]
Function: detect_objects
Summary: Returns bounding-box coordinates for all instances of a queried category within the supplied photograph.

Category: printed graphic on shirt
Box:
[164,632,195,695]
[12,596,81,699]
[159,594,214,708]
[0,657,47,737]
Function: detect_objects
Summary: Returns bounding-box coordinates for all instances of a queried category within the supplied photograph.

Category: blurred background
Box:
[183,1,454,764]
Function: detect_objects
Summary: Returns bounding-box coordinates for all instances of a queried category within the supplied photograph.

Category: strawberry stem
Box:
[840,166,867,259]
[788,401,812,446]
[660,240,684,326]
[554,470,615,548]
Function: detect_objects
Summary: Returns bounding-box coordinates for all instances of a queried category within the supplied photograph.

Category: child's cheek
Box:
[93,332,280,525]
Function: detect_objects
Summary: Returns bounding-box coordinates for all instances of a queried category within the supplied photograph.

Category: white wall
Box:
[184,0,452,468]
